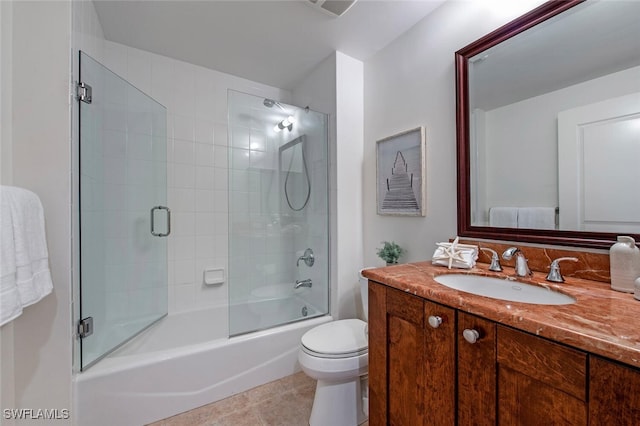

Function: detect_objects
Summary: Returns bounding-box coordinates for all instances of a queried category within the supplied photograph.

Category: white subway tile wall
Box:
[102,41,290,314]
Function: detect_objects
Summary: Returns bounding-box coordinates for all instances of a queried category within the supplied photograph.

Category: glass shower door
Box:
[228,90,329,336]
[78,52,168,370]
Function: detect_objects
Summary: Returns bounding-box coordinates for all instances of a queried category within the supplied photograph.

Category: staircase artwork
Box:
[376,127,425,216]
[382,151,419,210]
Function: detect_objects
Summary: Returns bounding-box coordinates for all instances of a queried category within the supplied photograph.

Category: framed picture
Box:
[376,126,426,216]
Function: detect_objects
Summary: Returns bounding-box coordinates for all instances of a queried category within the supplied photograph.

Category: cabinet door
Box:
[423,300,456,425]
[368,281,388,426]
[590,356,640,425]
[458,312,496,425]
[369,282,456,426]
[386,286,426,425]
[369,283,426,425]
[497,326,587,425]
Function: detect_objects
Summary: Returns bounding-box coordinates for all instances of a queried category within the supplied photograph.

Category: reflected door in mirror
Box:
[558,92,640,233]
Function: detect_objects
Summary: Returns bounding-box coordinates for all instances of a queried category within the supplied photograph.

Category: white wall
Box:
[1,1,13,186]
[363,1,545,266]
[334,52,364,320]
[7,2,73,425]
[480,66,640,221]
[0,0,14,421]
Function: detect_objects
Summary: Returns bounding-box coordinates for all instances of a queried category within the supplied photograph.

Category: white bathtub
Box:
[73,301,330,426]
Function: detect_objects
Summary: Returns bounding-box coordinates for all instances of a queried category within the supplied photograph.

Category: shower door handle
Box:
[150,206,171,237]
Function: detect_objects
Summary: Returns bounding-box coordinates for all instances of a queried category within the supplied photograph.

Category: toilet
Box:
[298,270,370,426]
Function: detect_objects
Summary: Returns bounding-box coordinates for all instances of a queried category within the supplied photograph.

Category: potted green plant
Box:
[376,241,405,265]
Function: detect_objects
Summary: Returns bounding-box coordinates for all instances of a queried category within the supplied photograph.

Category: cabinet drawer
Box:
[497,326,587,400]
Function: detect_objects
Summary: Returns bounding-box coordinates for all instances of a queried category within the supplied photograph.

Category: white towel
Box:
[489,207,518,228]
[432,238,479,269]
[1,192,22,326]
[518,207,556,230]
[0,186,53,326]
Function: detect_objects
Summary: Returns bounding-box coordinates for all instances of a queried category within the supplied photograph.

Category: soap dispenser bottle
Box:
[610,236,640,293]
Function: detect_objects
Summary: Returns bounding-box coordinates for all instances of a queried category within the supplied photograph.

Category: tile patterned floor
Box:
[149,372,317,426]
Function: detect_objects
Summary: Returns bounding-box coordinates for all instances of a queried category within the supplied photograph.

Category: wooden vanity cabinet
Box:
[369,282,456,425]
[369,280,640,425]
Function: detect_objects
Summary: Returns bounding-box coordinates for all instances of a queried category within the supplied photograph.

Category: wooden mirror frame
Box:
[455,0,639,250]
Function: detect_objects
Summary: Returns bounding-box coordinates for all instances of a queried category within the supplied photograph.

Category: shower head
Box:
[263,98,286,111]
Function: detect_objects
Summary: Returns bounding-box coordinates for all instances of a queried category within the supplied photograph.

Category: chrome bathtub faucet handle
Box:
[546,257,579,283]
[480,247,502,272]
[297,248,315,267]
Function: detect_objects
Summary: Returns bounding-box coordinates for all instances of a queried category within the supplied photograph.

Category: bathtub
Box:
[73,300,330,426]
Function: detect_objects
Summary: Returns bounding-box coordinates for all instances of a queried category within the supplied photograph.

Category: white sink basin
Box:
[434,274,576,305]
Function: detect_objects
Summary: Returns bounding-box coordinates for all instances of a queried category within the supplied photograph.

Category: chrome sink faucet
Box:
[295,278,312,289]
[546,257,578,283]
[502,247,532,277]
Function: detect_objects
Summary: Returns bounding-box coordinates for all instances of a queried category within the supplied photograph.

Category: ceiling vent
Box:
[306,0,358,17]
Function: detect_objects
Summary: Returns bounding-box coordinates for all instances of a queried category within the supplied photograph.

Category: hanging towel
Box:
[0,186,53,326]
[489,207,518,228]
[1,192,21,326]
[517,207,556,230]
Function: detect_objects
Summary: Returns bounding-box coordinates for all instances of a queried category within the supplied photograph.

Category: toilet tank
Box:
[359,268,373,321]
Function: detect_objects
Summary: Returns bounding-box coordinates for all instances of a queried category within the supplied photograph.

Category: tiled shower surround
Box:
[99,40,291,315]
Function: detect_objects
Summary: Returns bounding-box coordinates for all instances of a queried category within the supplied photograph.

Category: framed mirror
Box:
[456,0,640,249]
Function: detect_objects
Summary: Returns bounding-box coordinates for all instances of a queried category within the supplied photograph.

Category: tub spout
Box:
[295,279,312,289]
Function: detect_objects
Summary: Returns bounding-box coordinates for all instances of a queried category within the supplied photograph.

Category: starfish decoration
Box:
[434,236,466,269]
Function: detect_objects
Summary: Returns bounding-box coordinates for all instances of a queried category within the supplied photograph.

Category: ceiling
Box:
[93,0,446,90]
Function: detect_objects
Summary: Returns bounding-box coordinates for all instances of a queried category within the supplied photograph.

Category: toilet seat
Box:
[301,319,368,359]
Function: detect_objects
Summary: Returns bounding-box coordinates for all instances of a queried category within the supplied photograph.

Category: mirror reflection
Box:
[467,0,640,234]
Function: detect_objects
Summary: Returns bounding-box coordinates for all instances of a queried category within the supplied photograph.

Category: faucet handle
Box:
[546,257,579,283]
[480,248,503,272]
[296,248,315,267]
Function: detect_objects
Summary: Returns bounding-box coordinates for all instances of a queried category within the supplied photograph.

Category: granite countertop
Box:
[362,261,640,369]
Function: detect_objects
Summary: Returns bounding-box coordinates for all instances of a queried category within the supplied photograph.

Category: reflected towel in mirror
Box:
[518,207,556,230]
[489,207,518,228]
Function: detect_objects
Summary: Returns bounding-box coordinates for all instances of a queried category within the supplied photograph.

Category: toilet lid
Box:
[301,319,368,357]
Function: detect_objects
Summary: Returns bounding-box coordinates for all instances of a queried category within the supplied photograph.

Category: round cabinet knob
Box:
[463,328,481,344]
[428,315,443,329]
